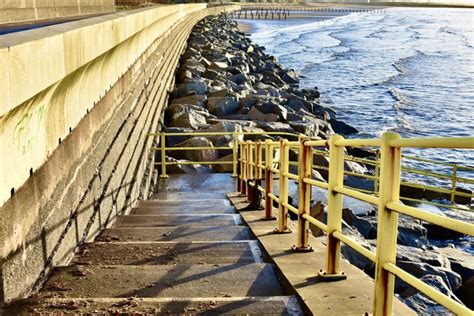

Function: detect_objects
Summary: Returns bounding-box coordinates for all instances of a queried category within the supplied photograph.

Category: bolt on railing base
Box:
[261,216,277,221]
[291,245,314,252]
[273,227,292,234]
[317,269,347,282]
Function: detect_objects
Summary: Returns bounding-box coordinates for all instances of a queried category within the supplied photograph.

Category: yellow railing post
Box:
[160,133,169,179]
[451,163,457,205]
[255,141,262,181]
[294,137,313,251]
[246,141,254,202]
[232,131,239,178]
[373,132,402,316]
[241,141,248,196]
[275,139,291,234]
[374,149,380,194]
[263,139,276,220]
[319,134,346,280]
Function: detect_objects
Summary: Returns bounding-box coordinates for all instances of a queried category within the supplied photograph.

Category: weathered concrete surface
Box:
[228,193,416,315]
[2,174,301,315]
[6,296,300,315]
[0,4,239,304]
[115,214,241,227]
[71,241,260,265]
[99,226,254,242]
[0,0,116,25]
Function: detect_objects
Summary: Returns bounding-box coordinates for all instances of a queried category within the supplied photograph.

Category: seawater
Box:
[240,8,474,189]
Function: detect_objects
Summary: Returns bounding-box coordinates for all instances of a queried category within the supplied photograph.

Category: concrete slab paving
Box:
[98,226,253,242]
[131,205,235,215]
[6,296,302,315]
[39,264,284,299]
[72,241,262,265]
[228,193,416,316]
[115,214,242,227]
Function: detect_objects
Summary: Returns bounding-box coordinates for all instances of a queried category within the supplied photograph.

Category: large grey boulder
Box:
[247,107,279,122]
[173,80,207,98]
[207,97,240,116]
[255,101,288,121]
[168,110,208,130]
[170,95,207,108]
[170,137,218,162]
[282,69,300,84]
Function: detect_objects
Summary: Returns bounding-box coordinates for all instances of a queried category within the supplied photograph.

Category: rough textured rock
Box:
[170,137,218,162]
[207,97,240,116]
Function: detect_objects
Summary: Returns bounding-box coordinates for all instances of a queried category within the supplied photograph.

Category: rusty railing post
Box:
[263,140,276,220]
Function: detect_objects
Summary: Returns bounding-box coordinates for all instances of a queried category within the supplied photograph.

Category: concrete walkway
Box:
[6,174,302,314]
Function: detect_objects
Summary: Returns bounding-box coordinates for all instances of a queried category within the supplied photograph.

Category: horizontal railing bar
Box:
[398,196,472,213]
[267,193,280,203]
[282,172,299,181]
[334,186,379,205]
[333,231,376,262]
[282,201,298,215]
[257,163,265,169]
[152,146,231,151]
[305,140,327,147]
[344,170,377,180]
[389,136,474,149]
[302,213,327,232]
[401,166,452,180]
[400,181,473,198]
[155,161,233,166]
[303,178,329,190]
[383,262,472,315]
[387,202,474,236]
[270,167,280,174]
[257,186,265,193]
[335,138,381,147]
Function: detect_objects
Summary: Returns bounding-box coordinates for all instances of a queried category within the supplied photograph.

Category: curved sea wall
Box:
[0,0,116,25]
[0,4,238,303]
[307,0,474,7]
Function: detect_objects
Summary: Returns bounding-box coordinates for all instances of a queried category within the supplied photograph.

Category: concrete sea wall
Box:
[0,3,238,303]
[0,0,116,25]
[306,0,474,7]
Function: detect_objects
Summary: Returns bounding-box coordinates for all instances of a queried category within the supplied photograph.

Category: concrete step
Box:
[150,191,232,200]
[137,199,231,208]
[155,174,236,194]
[72,241,263,265]
[6,296,302,315]
[39,264,284,298]
[115,214,242,227]
[97,226,253,242]
[131,206,234,215]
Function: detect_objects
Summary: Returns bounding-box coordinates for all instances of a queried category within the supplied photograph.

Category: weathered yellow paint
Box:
[234,131,473,315]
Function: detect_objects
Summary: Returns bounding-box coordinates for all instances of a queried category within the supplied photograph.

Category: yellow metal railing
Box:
[238,132,473,315]
[148,130,473,211]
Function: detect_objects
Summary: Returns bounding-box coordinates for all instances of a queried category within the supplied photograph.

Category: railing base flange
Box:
[261,216,277,221]
[317,270,347,282]
[291,245,314,252]
[159,175,169,179]
[273,227,292,234]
